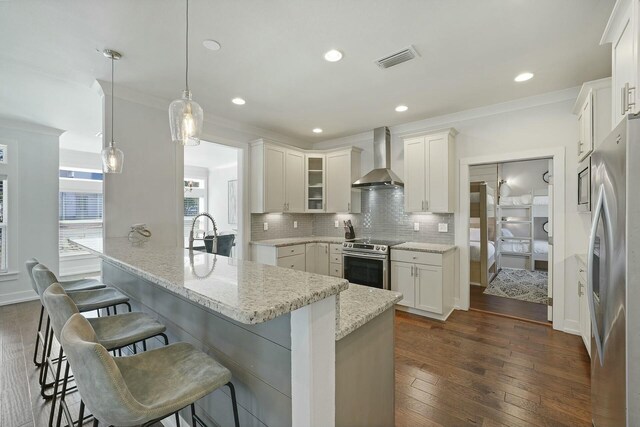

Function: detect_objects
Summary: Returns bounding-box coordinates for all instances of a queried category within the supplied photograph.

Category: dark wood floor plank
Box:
[470,284,549,323]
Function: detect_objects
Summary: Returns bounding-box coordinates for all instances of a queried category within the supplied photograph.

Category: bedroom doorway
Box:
[468,158,553,324]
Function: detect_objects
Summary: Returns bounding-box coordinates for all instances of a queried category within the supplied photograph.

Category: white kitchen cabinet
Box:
[305,242,329,275]
[277,253,306,271]
[577,255,591,356]
[601,0,638,127]
[326,148,362,213]
[329,243,343,278]
[252,243,307,271]
[403,129,456,213]
[305,154,325,212]
[573,78,612,161]
[250,140,305,213]
[390,248,456,320]
[390,262,415,307]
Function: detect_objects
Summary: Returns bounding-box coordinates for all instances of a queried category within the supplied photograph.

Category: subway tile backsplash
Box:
[252,187,455,244]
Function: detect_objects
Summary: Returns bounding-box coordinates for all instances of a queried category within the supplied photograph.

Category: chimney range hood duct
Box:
[352,126,404,188]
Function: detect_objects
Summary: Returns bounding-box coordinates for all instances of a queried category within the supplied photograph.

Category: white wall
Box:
[313,88,591,333]
[500,158,550,195]
[208,164,238,233]
[0,118,61,305]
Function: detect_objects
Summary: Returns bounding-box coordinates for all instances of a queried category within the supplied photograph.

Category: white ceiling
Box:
[0,0,614,142]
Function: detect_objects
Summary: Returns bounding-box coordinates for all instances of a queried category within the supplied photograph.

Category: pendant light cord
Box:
[185,0,189,92]
[111,55,115,146]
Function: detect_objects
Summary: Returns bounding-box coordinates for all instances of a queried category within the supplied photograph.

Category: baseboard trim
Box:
[563,319,581,336]
[395,305,454,322]
[0,290,38,306]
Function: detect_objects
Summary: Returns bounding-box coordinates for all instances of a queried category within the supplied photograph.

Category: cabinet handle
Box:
[578,281,584,297]
[348,202,351,211]
[415,267,419,278]
[410,265,414,276]
[421,200,424,210]
[425,200,429,211]
[622,86,628,115]
[628,84,636,111]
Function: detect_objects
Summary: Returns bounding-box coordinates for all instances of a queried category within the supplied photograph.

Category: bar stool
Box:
[42,283,169,427]
[25,258,106,368]
[61,313,241,427]
[32,264,131,399]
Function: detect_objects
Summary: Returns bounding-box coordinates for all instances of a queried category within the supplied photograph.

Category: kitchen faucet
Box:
[189,212,218,253]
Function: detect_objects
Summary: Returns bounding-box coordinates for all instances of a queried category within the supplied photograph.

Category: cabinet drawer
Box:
[277,253,306,271]
[330,244,343,254]
[330,254,342,264]
[329,263,343,278]
[391,250,442,266]
[277,244,305,258]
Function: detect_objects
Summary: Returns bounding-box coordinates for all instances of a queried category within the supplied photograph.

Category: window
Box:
[183,177,207,243]
[59,169,103,255]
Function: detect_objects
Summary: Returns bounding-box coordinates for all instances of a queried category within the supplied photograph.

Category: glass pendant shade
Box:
[101,142,124,174]
[169,90,203,146]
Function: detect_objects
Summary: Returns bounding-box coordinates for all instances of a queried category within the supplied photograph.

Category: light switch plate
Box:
[293,221,298,229]
[263,222,269,231]
[438,223,448,232]
[413,222,420,231]
[334,220,340,228]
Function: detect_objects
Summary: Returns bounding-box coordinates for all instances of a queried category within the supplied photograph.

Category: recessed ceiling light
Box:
[313,128,323,134]
[324,49,343,62]
[202,39,221,51]
[231,97,246,105]
[395,105,408,112]
[514,72,534,82]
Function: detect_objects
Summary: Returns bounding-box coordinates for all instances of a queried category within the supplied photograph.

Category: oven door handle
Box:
[343,252,388,261]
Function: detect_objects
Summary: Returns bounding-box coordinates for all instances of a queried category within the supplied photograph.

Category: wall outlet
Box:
[438,223,448,232]
[263,222,269,231]
[293,221,298,229]
[334,220,340,228]
[413,222,420,231]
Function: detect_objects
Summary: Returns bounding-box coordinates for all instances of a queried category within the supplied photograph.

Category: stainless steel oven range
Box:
[342,239,403,290]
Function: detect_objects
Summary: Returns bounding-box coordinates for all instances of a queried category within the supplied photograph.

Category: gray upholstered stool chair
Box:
[26,258,106,368]
[42,283,168,427]
[61,313,240,427]
[32,264,131,399]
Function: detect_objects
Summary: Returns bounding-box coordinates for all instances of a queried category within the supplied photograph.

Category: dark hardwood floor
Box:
[395,310,591,427]
[2,300,590,427]
[470,284,550,324]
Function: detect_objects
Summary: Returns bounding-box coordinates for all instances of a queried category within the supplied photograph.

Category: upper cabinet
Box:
[601,0,639,126]
[326,148,362,213]
[403,129,457,213]
[251,140,361,214]
[251,140,305,213]
[305,154,325,212]
[572,78,612,161]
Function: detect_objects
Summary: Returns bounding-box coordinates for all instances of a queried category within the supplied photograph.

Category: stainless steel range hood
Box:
[352,126,404,188]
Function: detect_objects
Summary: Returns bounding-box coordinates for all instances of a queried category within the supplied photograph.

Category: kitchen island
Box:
[71,238,401,427]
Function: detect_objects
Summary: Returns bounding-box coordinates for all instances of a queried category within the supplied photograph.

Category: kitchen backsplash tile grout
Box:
[251,188,455,244]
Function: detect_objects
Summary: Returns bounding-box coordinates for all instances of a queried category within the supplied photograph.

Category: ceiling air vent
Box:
[375,45,419,69]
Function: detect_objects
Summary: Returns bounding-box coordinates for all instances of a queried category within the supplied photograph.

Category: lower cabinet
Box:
[390,249,455,321]
[306,243,329,275]
[329,243,343,278]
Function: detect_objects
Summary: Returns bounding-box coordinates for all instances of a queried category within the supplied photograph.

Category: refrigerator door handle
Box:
[588,185,607,365]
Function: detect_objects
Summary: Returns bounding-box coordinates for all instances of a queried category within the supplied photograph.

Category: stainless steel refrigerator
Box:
[589,113,640,426]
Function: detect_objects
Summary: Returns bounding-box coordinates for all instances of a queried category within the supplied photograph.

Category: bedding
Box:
[533,195,548,205]
[499,239,549,254]
[470,240,495,262]
[534,239,549,254]
[499,194,549,206]
[501,228,514,237]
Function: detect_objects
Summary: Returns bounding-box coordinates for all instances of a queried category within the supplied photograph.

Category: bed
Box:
[469,181,497,286]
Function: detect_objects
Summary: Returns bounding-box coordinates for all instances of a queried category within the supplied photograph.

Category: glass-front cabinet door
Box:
[305,154,325,212]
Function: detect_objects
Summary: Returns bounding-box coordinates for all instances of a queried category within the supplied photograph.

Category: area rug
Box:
[483,268,548,305]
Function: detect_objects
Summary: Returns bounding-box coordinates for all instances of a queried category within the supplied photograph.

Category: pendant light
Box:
[101,49,124,173]
[168,0,203,146]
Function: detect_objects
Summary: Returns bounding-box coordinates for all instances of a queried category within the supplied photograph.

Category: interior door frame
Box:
[456,147,566,331]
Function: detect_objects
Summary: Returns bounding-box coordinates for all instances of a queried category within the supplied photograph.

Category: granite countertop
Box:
[391,242,456,254]
[71,238,348,325]
[336,284,402,340]
[250,236,344,247]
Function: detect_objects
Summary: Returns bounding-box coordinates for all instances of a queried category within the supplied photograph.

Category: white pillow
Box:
[469,228,481,241]
[501,228,514,237]
[500,183,511,198]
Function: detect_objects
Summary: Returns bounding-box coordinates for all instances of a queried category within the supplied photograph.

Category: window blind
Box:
[59,192,103,221]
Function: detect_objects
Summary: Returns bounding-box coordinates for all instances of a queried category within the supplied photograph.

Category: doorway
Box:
[457,147,565,329]
[183,140,241,258]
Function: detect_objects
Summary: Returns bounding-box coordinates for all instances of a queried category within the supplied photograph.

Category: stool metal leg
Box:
[226,382,240,427]
[56,361,71,427]
[47,346,64,427]
[33,305,45,367]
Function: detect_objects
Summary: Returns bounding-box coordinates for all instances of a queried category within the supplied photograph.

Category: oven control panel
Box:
[342,242,388,253]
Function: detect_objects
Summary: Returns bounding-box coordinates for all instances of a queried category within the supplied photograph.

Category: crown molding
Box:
[0,116,64,137]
